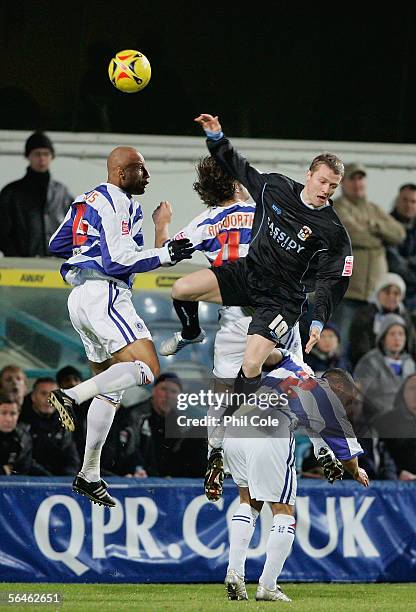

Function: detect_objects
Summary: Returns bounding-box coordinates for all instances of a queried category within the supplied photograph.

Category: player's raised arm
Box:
[194,113,266,201]
[152,200,173,247]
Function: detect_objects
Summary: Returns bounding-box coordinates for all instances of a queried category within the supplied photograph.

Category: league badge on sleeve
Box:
[342,255,354,276]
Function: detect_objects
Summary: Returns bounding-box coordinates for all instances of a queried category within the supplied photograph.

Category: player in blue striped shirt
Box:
[47,145,194,506]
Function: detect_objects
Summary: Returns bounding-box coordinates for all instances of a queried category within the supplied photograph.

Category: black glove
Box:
[317,447,344,484]
[167,238,194,263]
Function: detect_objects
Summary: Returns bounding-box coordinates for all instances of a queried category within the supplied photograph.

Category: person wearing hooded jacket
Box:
[348,272,416,368]
[353,313,416,422]
[375,373,416,480]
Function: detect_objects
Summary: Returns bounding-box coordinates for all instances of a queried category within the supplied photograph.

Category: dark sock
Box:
[173,299,201,340]
[229,367,262,411]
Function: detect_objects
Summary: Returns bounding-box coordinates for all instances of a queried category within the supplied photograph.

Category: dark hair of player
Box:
[322,368,356,409]
[309,153,344,177]
[193,156,238,208]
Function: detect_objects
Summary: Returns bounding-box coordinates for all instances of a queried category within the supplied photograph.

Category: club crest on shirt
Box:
[297,226,312,241]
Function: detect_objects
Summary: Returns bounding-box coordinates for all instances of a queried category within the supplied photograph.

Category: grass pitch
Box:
[0,583,415,611]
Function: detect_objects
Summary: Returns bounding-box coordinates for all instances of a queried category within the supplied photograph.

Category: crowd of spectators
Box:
[0,135,415,483]
[0,365,208,480]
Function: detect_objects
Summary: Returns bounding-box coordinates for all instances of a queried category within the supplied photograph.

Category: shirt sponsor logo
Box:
[121,220,129,235]
[342,255,354,276]
[267,217,305,254]
[297,225,312,241]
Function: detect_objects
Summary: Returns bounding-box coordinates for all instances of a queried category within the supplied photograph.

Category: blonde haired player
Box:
[154,156,304,497]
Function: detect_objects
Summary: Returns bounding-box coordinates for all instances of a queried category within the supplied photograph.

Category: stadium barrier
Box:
[1,477,415,583]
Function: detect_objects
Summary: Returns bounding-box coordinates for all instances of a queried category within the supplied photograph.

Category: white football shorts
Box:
[68,279,152,362]
[223,411,297,504]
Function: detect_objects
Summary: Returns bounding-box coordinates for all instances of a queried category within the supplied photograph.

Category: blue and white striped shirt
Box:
[261,355,363,461]
[49,183,172,288]
[172,200,255,266]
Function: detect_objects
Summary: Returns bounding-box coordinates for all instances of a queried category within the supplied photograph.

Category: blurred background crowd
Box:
[1,131,416,483]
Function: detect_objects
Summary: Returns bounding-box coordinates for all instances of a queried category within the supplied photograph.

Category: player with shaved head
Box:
[48,145,194,506]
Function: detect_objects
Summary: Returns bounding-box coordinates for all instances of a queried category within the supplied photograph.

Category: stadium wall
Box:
[1,131,416,266]
[1,477,415,583]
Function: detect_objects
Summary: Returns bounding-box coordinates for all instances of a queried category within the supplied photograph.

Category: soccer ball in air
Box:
[108,49,151,93]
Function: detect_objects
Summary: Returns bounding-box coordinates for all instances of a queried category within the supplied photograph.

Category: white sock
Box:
[79,397,116,482]
[259,514,296,590]
[207,399,228,452]
[227,503,258,577]
[66,360,153,404]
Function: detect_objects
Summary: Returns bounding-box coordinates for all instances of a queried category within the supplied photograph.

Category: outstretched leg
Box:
[159,268,221,356]
[50,339,160,507]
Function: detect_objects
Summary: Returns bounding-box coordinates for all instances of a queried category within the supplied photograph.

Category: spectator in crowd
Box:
[56,365,89,459]
[0,365,28,409]
[348,272,416,368]
[0,131,73,257]
[137,372,207,477]
[56,365,82,389]
[375,373,416,480]
[387,183,416,315]
[332,163,405,348]
[304,322,349,376]
[0,392,33,476]
[101,403,148,478]
[19,377,80,476]
[354,314,416,422]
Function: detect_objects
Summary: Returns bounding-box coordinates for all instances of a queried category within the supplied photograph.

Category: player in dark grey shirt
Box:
[171,114,352,395]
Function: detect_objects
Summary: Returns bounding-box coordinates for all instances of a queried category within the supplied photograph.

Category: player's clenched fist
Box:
[152,201,172,226]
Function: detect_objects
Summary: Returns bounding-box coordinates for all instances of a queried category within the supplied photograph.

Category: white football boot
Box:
[159,330,206,356]
[256,583,292,602]
[224,570,248,601]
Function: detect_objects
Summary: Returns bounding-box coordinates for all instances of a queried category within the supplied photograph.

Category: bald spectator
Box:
[348,272,416,368]
[333,163,405,347]
[20,377,80,475]
[387,183,416,315]
[0,365,28,410]
[0,131,73,256]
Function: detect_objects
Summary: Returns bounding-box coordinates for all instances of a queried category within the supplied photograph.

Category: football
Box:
[108,49,151,93]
